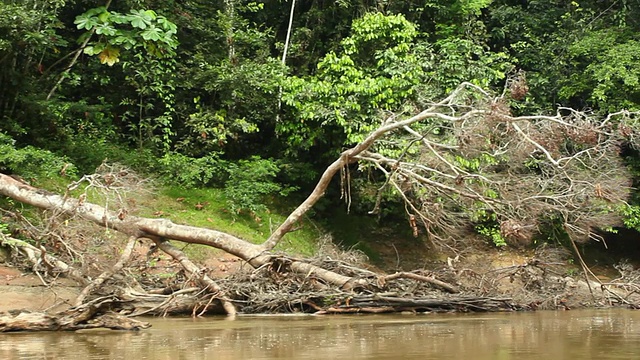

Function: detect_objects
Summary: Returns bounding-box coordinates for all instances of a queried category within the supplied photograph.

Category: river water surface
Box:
[2,309,640,359]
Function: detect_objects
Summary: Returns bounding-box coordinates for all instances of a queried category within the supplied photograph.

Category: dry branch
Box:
[74,236,137,306]
[0,233,87,285]
[262,83,487,250]
[0,297,150,332]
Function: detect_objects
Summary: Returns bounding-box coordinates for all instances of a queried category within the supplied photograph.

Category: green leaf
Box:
[83,42,104,55]
[128,9,155,29]
[74,15,97,30]
[86,6,107,16]
[143,10,157,20]
[97,10,110,23]
[110,13,129,24]
[141,26,162,41]
[157,17,178,34]
[94,23,116,36]
[129,16,147,29]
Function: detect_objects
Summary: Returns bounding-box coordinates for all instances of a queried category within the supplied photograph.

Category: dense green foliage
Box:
[2,0,640,248]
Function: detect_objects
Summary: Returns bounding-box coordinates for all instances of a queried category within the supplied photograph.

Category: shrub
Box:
[224,156,295,215]
[0,133,77,179]
[158,152,227,188]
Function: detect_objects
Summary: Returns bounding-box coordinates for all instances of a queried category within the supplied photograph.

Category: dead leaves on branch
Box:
[357,81,638,247]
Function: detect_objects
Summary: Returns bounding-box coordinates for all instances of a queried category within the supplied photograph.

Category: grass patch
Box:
[137,186,320,257]
[3,173,329,259]
[31,174,78,194]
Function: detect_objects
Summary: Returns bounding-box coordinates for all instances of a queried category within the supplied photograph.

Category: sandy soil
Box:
[0,265,80,313]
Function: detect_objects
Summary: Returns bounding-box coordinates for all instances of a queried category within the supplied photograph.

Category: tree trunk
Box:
[0,173,370,309]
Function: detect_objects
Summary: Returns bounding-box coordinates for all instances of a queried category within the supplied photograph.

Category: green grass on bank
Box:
[139,186,321,257]
[2,175,322,259]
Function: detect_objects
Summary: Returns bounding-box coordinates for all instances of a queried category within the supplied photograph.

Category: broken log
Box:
[0,297,150,332]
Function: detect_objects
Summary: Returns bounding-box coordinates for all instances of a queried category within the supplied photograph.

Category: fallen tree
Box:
[1,82,640,330]
[0,172,460,317]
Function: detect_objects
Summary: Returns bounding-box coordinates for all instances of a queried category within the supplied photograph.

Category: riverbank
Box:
[1,241,637,316]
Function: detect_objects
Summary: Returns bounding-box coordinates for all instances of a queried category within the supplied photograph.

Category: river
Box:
[1,309,640,359]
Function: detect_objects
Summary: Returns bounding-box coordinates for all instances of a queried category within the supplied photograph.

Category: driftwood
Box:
[0,297,150,332]
[0,312,150,332]
[118,288,225,317]
[308,296,518,314]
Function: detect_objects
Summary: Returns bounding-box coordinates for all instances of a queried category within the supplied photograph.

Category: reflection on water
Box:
[2,309,640,360]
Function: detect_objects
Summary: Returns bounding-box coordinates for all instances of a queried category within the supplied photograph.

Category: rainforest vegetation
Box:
[2,0,640,329]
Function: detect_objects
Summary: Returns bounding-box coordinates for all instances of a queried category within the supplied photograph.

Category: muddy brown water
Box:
[2,309,640,359]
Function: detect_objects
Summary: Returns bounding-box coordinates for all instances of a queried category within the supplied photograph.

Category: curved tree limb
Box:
[262,83,487,250]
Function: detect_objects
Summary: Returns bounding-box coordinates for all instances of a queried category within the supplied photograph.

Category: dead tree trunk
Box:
[0,174,379,313]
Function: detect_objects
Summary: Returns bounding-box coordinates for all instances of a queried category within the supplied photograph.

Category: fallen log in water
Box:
[306,295,521,314]
[0,296,150,332]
